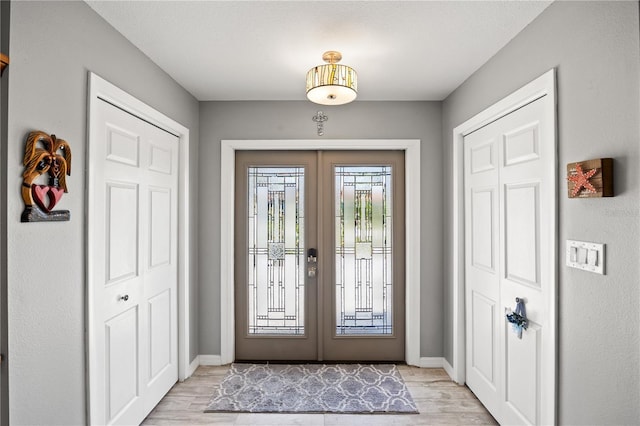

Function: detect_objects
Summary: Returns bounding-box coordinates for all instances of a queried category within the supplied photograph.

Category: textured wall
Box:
[7,2,199,424]
[442,1,640,423]
[198,101,443,358]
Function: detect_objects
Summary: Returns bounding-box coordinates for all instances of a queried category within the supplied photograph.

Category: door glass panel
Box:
[335,166,393,335]
[247,167,305,335]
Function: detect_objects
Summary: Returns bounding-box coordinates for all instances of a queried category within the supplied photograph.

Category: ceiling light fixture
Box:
[306,51,357,106]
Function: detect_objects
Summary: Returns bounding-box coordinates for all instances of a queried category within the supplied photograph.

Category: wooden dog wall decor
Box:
[21,131,72,222]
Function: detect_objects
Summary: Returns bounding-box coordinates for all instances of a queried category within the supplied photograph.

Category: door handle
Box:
[307,248,317,277]
[119,294,129,302]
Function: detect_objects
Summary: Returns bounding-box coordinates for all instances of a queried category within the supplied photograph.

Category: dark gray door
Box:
[235,150,404,361]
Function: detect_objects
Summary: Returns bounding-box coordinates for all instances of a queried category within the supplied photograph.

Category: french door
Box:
[235,150,405,361]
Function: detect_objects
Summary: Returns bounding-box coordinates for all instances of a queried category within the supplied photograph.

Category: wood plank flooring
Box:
[142,365,498,425]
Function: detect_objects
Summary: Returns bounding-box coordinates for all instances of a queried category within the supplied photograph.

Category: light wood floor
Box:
[142,364,498,425]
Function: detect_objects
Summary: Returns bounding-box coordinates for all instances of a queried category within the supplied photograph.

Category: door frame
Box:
[451,69,557,413]
[220,139,421,366]
[86,73,191,422]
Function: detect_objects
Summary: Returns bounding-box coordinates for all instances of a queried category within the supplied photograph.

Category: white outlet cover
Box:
[566,239,605,275]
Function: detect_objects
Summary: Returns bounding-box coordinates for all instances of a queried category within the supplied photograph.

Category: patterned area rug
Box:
[205,363,418,414]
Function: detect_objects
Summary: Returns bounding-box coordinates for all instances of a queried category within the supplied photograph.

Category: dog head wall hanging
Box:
[21,131,72,222]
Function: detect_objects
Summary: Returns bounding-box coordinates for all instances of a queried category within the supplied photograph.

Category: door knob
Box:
[119,294,129,301]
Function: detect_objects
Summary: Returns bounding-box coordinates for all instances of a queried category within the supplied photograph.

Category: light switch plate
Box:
[566,240,605,274]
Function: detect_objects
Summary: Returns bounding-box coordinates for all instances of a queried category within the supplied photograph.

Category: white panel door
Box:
[464,133,500,416]
[90,99,178,425]
[465,96,554,425]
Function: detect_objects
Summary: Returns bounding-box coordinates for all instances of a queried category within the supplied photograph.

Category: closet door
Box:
[464,129,501,416]
[90,98,179,425]
[465,95,555,425]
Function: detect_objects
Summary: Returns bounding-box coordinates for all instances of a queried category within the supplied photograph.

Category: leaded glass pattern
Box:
[247,167,305,335]
[335,166,393,335]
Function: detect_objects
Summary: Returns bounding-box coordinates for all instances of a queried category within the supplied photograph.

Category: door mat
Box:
[205,363,418,414]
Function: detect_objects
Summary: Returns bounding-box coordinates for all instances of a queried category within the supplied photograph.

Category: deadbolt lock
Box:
[307,248,317,277]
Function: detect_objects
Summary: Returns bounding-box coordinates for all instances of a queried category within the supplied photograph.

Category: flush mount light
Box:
[306,51,357,106]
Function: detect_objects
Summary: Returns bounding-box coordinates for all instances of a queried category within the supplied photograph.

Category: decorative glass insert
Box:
[247,167,305,335]
[335,166,393,335]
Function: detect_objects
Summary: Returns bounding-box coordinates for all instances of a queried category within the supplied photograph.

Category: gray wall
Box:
[198,101,443,358]
[0,2,9,426]
[442,1,639,424]
[6,2,199,424]
[6,0,638,424]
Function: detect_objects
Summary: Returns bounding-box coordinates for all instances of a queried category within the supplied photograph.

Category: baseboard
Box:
[442,359,455,381]
[419,357,445,368]
[195,354,454,378]
[186,355,200,378]
[199,354,223,366]
[418,357,456,380]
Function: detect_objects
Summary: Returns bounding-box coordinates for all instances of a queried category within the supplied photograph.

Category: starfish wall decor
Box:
[568,163,597,197]
[566,158,614,198]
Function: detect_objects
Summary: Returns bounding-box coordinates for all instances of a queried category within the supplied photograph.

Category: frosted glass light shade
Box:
[306,63,357,106]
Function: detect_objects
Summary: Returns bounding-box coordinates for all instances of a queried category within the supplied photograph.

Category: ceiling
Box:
[86,1,552,102]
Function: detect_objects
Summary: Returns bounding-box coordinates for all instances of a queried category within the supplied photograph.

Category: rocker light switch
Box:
[577,247,588,264]
[570,246,578,262]
[566,240,605,275]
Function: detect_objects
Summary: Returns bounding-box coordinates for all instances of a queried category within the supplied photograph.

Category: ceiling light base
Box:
[322,51,342,64]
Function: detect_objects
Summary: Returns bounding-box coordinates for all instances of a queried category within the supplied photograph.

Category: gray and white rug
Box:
[205,363,418,414]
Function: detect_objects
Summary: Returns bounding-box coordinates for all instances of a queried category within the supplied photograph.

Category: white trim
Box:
[86,73,191,422]
[220,141,235,365]
[451,69,556,416]
[199,355,224,366]
[186,356,200,379]
[442,358,454,380]
[419,357,446,368]
[220,139,421,366]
